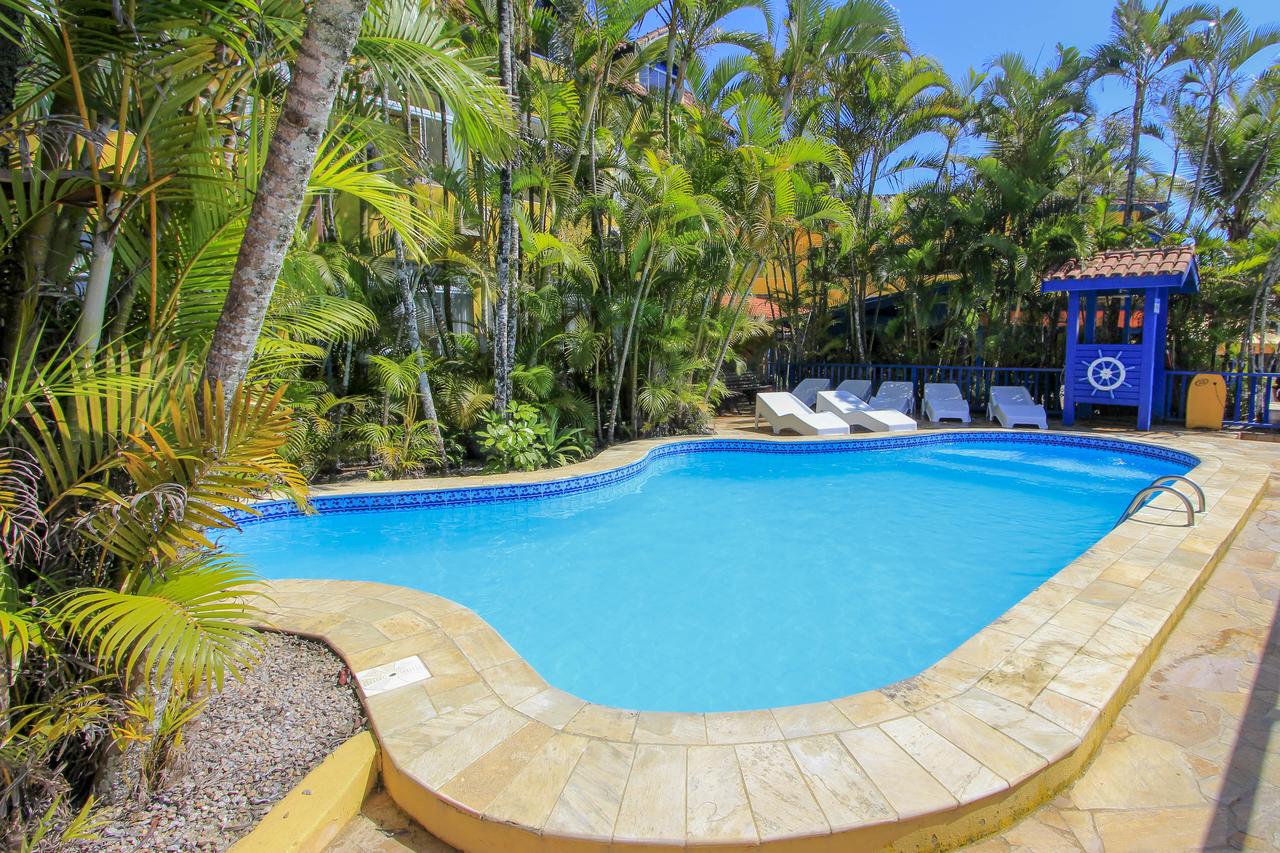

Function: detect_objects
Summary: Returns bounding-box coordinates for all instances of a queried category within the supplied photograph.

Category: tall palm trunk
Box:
[569,63,606,183]
[394,236,447,465]
[606,246,656,443]
[493,0,517,413]
[661,1,679,147]
[1180,93,1218,233]
[1121,82,1144,227]
[202,0,371,401]
[704,258,766,404]
[75,193,123,353]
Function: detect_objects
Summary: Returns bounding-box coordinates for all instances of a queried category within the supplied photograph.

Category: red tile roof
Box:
[1044,247,1196,282]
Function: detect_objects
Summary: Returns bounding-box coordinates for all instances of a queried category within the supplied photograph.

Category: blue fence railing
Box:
[1163,370,1280,429]
[765,362,1064,415]
[765,362,1280,429]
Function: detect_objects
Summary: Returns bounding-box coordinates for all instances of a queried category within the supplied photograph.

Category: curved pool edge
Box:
[231,429,1199,526]
[251,429,1275,851]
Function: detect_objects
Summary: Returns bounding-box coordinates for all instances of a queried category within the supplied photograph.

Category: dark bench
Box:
[719,372,774,414]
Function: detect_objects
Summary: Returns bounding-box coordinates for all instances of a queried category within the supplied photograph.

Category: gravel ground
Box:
[77,632,364,852]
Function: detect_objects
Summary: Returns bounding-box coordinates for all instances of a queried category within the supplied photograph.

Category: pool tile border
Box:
[254,428,1278,851]
[230,431,1198,526]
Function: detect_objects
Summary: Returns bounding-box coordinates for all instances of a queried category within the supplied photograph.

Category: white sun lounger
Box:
[835,378,872,401]
[988,385,1049,429]
[869,381,915,416]
[755,392,850,435]
[923,383,973,424]
[816,390,917,433]
[790,378,831,407]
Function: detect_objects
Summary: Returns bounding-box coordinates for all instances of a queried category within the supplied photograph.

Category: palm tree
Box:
[1176,6,1280,232]
[1092,0,1209,226]
[202,0,376,402]
[774,0,903,123]
[604,150,725,441]
[1179,70,1280,240]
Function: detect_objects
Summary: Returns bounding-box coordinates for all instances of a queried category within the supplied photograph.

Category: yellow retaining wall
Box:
[229,730,378,853]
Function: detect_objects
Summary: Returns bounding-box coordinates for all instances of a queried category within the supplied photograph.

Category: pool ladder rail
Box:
[1116,474,1206,528]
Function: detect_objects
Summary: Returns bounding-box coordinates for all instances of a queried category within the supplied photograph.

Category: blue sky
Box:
[648,0,1280,191]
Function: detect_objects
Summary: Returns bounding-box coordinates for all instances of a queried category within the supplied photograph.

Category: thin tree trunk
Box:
[1180,94,1217,233]
[0,6,24,362]
[1122,83,1144,227]
[661,1,679,147]
[705,258,767,404]
[606,247,655,443]
[76,196,122,353]
[202,0,371,401]
[394,237,447,465]
[569,66,606,184]
[492,0,517,413]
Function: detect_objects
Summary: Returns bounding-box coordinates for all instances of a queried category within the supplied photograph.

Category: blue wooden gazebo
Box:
[1042,247,1199,431]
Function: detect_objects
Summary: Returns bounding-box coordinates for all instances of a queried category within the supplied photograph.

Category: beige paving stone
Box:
[633,711,707,744]
[363,681,437,733]
[422,673,493,715]
[479,658,545,706]
[431,608,491,636]
[991,602,1057,638]
[614,744,687,844]
[1051,600,1115,636]
[1000,812,1085,851]
[1045,653,1129,710]
[344,628,453,673]
[685,745,757,843]
[451,628,519,670]
[1028,687,1097,737]
[1069,732,1206,810]
[1015,622,1092,668]
[1056,807,1105,853]
[545,739,636,840]
[787,734,895,830]
[1092,806,1218,851]
[1131,579,1184,611]
[770,701,852,738]
[915,701,1045,784]
[1080,622,1149,663]
[735,741,829,837]
[977,652,1061,706]
[880,673,958,711]
[373,609,436,641]
[950,688,1076,763]
[484,732,591,828]
[704,709,784,744]
[881,715,1006,801]
[514,687,586,729]
[1077,579,1135,609]
[437,720,556,811]
[837,726,957,820]
[408,706,528,789]
[949,628,1022,669]
[927,656,988,691]
[564,703,639,740]
[831,690,907,727]
[379,696,500,752]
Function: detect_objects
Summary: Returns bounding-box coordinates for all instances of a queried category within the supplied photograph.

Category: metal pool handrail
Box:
[1150,474,1206,513]
[1117,477,1202,528]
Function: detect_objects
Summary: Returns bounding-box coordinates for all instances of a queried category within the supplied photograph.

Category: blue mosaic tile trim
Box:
[227,432,1199,527]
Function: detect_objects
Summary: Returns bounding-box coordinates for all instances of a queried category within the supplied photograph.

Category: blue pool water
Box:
[228,437,1192,712]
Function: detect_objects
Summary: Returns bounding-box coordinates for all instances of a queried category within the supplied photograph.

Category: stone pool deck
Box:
[256,426,1279,851]
[971,477,1280,852]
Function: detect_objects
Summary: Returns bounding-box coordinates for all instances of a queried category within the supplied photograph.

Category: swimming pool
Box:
[228,434,1195,713]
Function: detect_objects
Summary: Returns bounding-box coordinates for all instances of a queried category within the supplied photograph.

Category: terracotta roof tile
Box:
[1044,247,1196,282]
